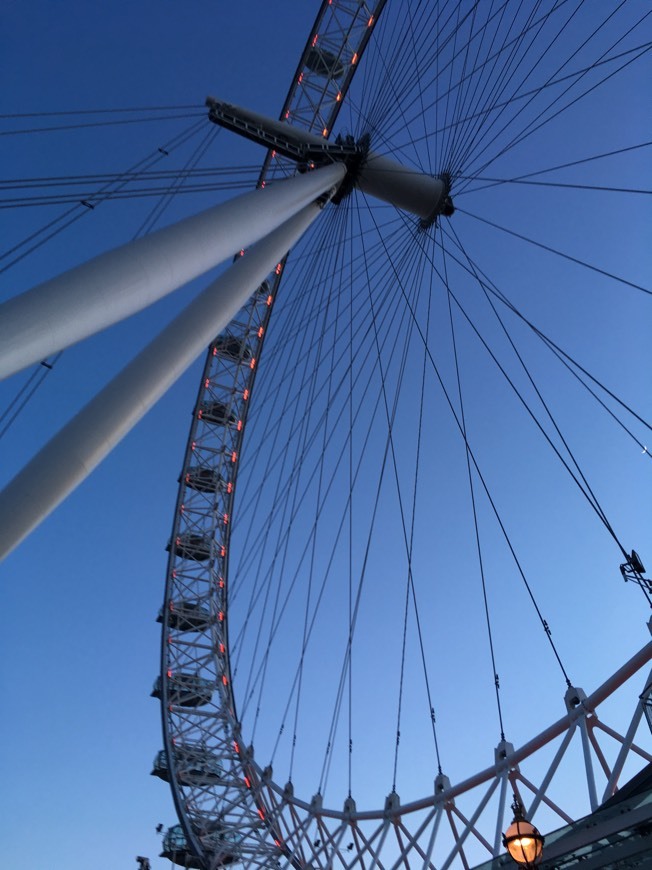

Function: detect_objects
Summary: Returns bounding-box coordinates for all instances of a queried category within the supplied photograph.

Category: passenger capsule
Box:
[214,335,252,363]
[151,745,224,784]
[151,673,213,708]
[167,533,214,562]
[157,599,211,631]
[184,466,225,493]
[305,46,345,78]
[198,401,237,426]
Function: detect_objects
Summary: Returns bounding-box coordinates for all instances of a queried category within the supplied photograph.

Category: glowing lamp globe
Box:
[502,802,544,867]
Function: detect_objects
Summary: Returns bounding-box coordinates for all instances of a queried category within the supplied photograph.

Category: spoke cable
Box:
[0,118,206,272]
[442,233,506,741]
[365,207,576,686]
[436,223,652,440]
[457,206,651,296]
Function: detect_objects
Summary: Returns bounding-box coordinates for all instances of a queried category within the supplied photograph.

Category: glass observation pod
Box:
[183,465,226,494]
[160,825,205,869]
[151,747,224,784]
[256,278,270,296]
[160,823,239,869]
[151,673,214,708]
[214,334,252,363]
[168,533,216,562]
[198,400,237,426]
[305,45,345,78]
[157,599,212,631]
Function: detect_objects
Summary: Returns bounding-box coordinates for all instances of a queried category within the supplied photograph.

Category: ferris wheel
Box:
[153,3,652,867]
[0,1,651,869]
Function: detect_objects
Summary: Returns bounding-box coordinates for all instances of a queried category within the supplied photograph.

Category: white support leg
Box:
[492,773,509,856]
[422,807,442,869]
[0,200,328,561]
[0,162,345,381]
[602,703,647,801]
[579,717,599,811]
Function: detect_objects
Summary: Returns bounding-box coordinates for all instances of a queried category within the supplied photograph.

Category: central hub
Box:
[206,97,454,226]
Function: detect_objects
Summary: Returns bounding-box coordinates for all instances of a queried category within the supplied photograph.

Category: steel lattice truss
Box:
[159,3,391,868]
[247,648,652,868]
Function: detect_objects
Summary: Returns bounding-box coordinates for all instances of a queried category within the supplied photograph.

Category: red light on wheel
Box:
[312,34,318,47]
[352,52,358,65]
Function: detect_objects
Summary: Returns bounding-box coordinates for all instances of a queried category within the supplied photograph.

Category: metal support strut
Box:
[206,97,454,225]
[0,164,345,561]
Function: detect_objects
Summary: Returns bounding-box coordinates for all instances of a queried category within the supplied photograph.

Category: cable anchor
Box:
[620,550,651,592]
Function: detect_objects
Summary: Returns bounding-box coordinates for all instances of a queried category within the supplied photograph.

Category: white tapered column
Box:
[356,153,447,222]
[0,162,345,381]
[0,199,328,561]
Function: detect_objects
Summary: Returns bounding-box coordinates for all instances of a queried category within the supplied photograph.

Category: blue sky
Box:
[1,2,651,869]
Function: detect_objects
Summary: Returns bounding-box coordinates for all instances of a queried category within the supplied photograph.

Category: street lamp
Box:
[502,798,544,867]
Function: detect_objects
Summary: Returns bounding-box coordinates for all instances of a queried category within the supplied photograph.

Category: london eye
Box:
[1,2,651,868]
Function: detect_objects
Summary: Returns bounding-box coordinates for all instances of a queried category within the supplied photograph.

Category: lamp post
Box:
[502,798,545,867]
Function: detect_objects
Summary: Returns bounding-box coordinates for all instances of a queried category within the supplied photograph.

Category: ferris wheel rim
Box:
[159,1,394,864]
[247,635,652,822]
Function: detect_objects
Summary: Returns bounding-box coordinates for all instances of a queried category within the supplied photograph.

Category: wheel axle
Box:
[206,96,454,224]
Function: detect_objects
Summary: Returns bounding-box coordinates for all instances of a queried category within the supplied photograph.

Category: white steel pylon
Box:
[0,169,344,560]
[0,162,345,381]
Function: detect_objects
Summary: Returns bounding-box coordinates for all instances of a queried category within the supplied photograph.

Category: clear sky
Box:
[1,2,650,869]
